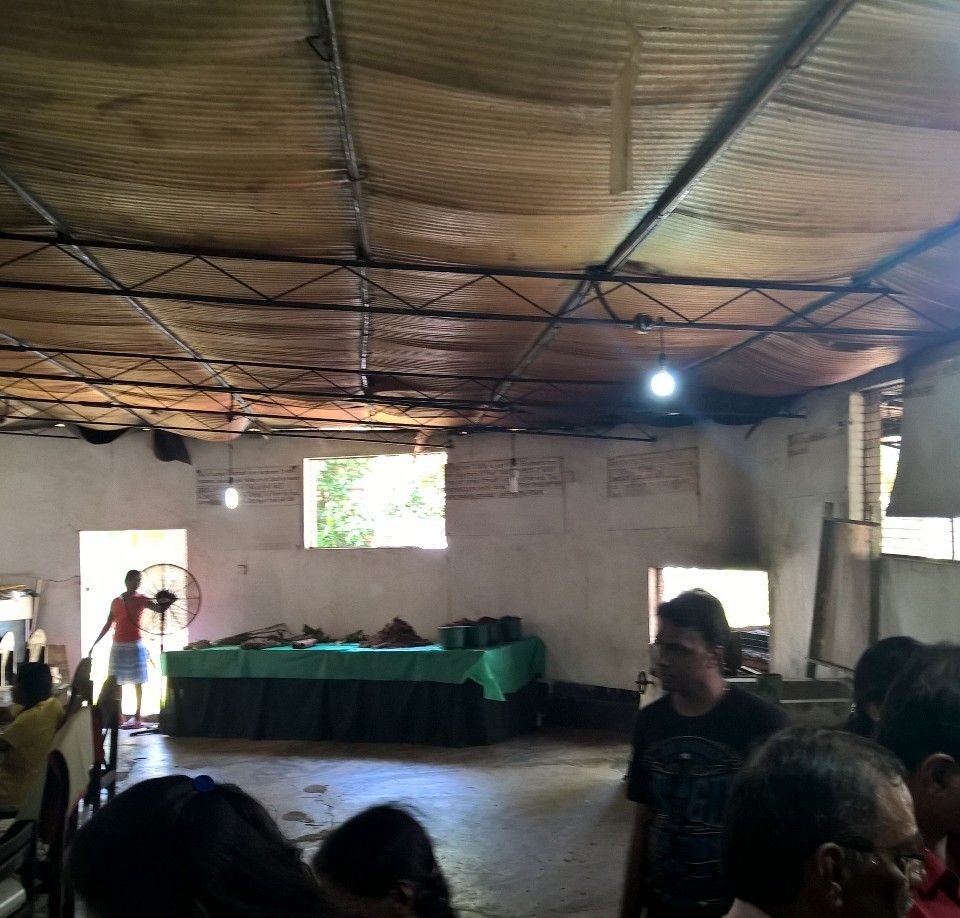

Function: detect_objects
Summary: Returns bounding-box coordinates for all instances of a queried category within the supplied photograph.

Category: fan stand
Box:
[131,597,173,738]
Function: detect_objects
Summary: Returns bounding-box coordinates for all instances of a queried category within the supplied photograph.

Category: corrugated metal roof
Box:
[1,0,959,436]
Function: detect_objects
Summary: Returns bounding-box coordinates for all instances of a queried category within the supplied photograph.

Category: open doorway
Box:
[79,529,188,717]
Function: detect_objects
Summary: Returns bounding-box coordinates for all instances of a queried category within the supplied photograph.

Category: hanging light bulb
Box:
[223,396,240,509]
[649,356,677,398]
[223,484,240,510]
[507,433,520,493]
[648,323,678,398]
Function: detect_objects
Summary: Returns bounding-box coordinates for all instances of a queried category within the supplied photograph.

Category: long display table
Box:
[160,638,545,747]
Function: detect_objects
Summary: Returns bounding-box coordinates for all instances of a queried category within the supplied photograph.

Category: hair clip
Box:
[193,774,215,793]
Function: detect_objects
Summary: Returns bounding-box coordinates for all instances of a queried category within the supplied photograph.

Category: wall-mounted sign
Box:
[446,458,564,500]
[607,447,699,498]
[197,465,300,506]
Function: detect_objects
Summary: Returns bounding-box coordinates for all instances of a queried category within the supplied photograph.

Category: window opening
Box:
[862,382,958,561]
[649,567,771,671]
[303,453,447,549]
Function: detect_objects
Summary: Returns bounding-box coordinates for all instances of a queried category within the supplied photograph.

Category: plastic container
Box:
[500,616,523,642]
[473,621,490,647]
[438,626,471,650]
[478,617,502,644]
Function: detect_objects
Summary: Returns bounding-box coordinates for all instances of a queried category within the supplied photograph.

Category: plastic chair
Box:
[40,708,93,918]
[0,822,37,917]
[63,660,92,721]
[84,677,120,811]
[24,633,46,666]
[0,636,14,691]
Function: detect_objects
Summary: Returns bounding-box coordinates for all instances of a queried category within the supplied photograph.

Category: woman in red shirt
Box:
[90,570,158,728]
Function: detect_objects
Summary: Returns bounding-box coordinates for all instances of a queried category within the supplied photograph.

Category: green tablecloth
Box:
[162,637,545,702]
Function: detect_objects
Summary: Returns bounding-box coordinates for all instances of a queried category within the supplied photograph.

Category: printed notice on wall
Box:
[606,448,699,498]
[197,465,300,506]
[446,458,564,500]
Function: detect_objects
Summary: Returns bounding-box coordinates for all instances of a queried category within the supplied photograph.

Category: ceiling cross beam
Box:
[689,211,960,372]
[490,0,859,402]
[0,278,932,337]
[309,0,374,394]
[0,231,895,294]
[0,163,255,425]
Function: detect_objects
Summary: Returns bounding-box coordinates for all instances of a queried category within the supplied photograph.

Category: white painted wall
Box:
[750,389,852,676]
[446,424,760,689]
[880,556,960,644]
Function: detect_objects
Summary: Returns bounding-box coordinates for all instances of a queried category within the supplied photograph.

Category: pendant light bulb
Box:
[224,484,240,510]
[649,354,677,399]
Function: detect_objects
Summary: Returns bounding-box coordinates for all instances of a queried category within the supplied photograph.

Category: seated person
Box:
[313,805,456,918]
[846,636,921,738]
[0,662,63,812]
[723,727,923,918]
[878,643,960,916]
[69,774,329,917]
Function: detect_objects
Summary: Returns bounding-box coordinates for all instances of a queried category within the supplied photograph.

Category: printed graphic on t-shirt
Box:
[644,734,744,910]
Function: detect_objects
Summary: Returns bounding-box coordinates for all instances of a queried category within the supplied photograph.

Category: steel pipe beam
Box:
[492,0,858,400]
[0,164,255,423]
[0,231,894,295]
[309,0,373,394]
[0,368,534,412]
[0,331,155,428]
[0,342,617,388]
[689,212,960,371]
[0,279,934,336]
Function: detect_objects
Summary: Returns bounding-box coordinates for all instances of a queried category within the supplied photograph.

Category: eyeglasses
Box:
[840,836,926,879]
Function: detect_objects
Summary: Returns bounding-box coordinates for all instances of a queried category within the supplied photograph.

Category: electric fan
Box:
[136,563,202,655]
[127,563,201,736]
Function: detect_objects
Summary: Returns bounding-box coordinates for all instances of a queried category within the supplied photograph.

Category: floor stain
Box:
[281,810,311,823]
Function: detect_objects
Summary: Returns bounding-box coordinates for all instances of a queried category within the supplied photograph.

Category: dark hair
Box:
[124,569,140,582]
[313,805,455,918]
[878,642,960,772]
[723,727,905,910]
[68,775,326,917]
[658,589,730,649]
[847,636,921,737]
[16,662,52,708]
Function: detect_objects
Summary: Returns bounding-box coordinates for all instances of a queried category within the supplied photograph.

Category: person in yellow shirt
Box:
[0,663,63,812]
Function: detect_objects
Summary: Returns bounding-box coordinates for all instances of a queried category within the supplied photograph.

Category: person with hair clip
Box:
[69,774,329,917]
[846,636,921,739]
[313,805,456,918]
[89,569,158,728]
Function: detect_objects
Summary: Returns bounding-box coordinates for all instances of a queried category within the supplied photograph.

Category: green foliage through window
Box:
[305,453,447,549]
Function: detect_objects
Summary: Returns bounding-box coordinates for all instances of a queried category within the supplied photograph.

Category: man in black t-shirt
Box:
[620,590,787,918]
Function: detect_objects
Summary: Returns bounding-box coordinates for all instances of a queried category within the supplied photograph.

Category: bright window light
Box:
[304,453,447,549]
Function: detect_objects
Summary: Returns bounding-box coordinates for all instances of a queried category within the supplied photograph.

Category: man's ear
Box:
[917,753,958,794]
[387,881,416,916]
[812,842,846,912]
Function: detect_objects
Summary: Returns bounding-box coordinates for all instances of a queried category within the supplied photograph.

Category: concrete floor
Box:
[113,729,633,918]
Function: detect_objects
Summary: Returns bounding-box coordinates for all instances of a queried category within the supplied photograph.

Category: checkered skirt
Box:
[109,640,148,685]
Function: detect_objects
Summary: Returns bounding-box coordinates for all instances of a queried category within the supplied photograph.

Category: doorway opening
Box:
[79,529,188,717]
[650,566,771,671]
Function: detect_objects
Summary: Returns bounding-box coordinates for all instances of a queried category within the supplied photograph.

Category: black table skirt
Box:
[162,677,542,747]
